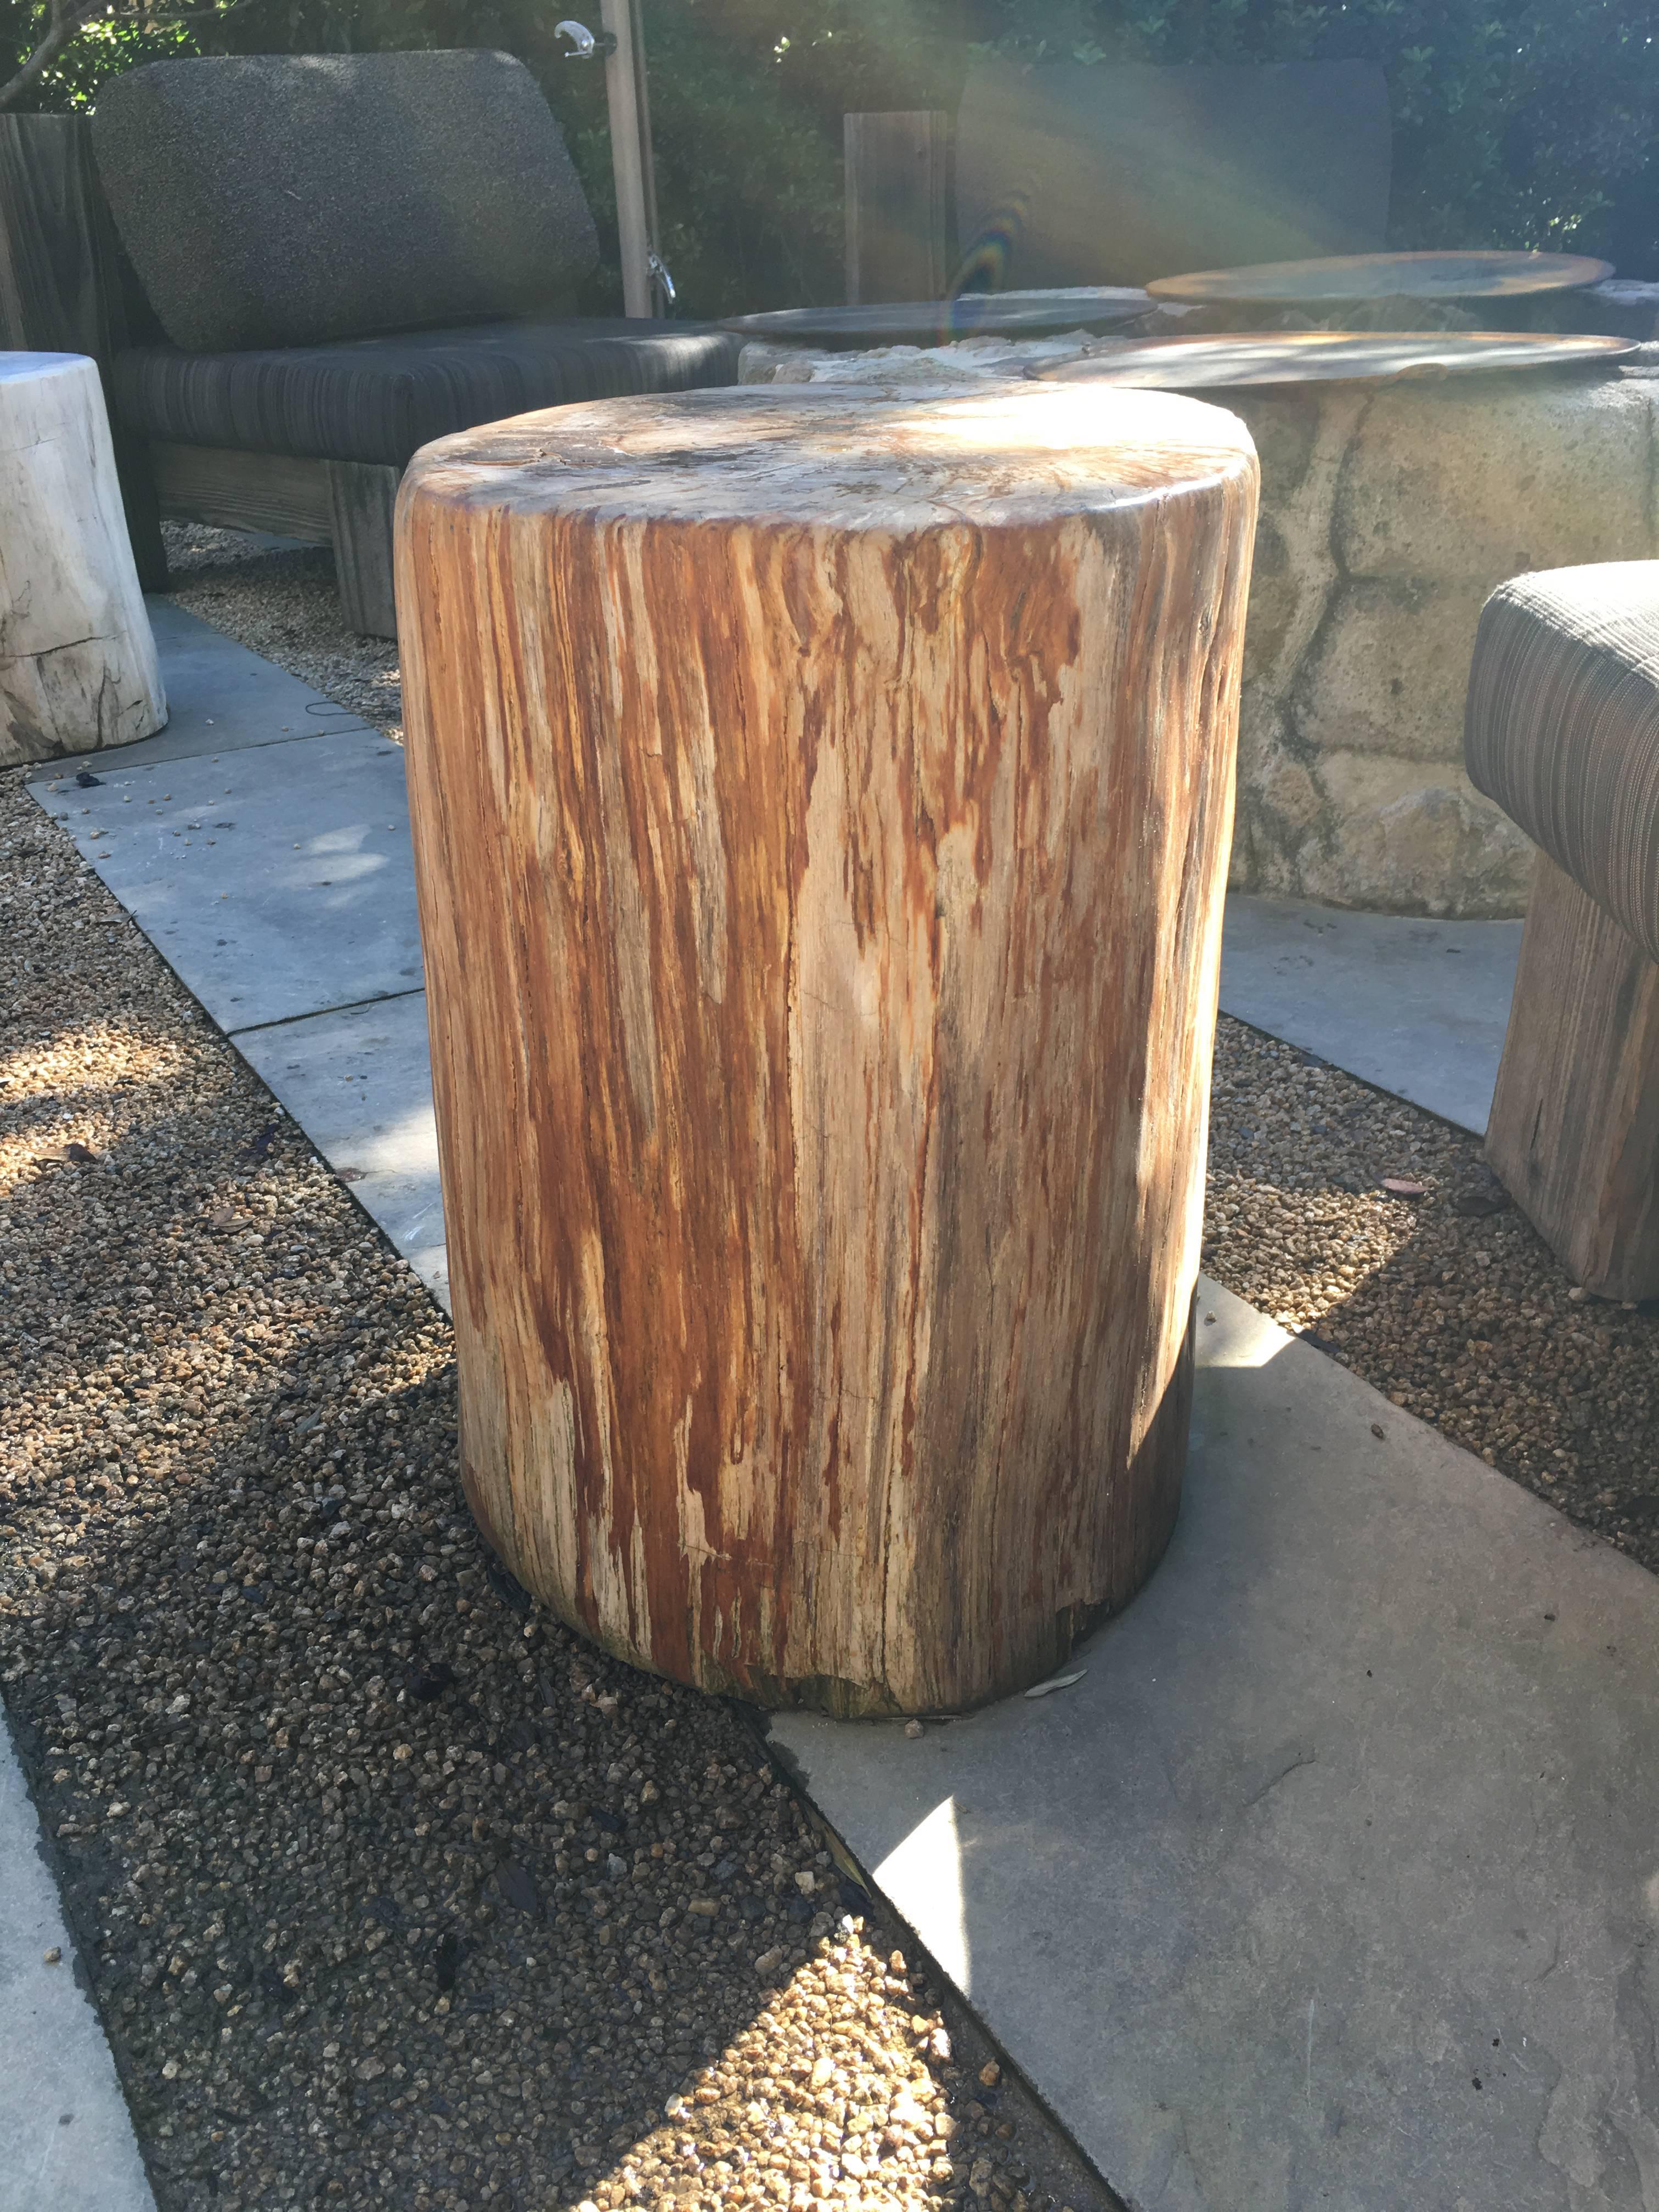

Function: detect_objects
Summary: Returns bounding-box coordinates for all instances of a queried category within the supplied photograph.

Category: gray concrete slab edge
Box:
[1220,892,1523,1135]
[0,1716,156,2212]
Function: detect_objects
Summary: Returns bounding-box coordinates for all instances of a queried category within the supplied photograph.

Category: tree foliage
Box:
[6,0,1659,311]
[971,0,1659,265]
[2,2,199,109]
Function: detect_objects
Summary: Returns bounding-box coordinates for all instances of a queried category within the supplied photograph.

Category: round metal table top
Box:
[719,288,1152,350]
[1037,329,1635,392]
[1146,251,1615,307]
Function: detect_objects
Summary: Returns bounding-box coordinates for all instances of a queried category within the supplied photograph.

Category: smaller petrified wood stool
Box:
[398,383,1259,1714]
[1466,562,1659,1299]
[0,353,166,766]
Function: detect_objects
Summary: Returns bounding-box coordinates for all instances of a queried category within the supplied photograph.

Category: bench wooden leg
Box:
[114,433,168,592]
[326,460,400,639]
[1486,853,1659,1299]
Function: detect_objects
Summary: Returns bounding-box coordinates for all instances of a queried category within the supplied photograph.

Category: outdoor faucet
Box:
[647,249,676,308]
[555,19,617,58]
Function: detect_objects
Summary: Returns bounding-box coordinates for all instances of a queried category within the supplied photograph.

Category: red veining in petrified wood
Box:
[396,385,1258,1714]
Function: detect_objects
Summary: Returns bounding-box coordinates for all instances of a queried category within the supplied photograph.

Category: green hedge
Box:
[8,0,1659,313]
[966,0,1659,270]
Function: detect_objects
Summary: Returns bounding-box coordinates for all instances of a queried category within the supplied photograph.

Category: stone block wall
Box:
[1228,374,1659,915]
[741,339,1659,916]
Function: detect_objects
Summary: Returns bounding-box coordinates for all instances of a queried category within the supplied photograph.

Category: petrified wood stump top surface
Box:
[397,382,1259,1715]
[400,378,1255,522]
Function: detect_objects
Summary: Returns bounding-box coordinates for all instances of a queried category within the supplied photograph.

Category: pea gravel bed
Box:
[1202,1022,1659,1567]
[0,772,1115,2212]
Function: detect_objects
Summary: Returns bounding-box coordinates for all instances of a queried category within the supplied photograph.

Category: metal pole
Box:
[600,0,652,317]
[629,0,672,315]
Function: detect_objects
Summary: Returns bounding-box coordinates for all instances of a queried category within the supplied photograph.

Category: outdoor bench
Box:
[1465,563,1659,1298]
[0,49,743,637]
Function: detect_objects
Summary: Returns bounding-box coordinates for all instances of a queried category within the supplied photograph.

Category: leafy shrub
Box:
[2,2,199,110]
[972,0,1659,268]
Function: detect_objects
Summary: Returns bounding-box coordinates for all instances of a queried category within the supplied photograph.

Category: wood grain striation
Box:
[398,382,1257,1713]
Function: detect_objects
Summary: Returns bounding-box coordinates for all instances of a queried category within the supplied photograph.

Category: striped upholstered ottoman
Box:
[1464,562,1659,1298]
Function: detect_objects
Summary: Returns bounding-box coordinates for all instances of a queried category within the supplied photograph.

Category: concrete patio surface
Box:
[0,1718,155,2212]
[1220,893,1523,1135]
[775,1281,1659,2212]
[37,723,421,1032]
[110,597,372,769]
[31,604,443,1305]
[20,601,1652,2209]
[233,989,448,1306]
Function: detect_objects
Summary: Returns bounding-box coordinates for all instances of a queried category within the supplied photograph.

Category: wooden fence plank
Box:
[844,111,952,305]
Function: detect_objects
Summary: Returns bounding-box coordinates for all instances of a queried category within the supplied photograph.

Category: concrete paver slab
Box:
[1220,892,1523,1133]
[29,731,422,1033]
[233,992,448,1310]
[54,599,369,769]
[0,1717,155,2212]
[772,1280,1659,2212]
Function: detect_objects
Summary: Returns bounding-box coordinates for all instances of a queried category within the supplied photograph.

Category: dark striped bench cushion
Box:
[110,320,746,471]
[1465,563,1659,963]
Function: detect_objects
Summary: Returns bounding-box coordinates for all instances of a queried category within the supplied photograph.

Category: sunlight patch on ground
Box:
[0,1020,210,1178]
[584,1931,961,2212]
[872,1798,969,1994]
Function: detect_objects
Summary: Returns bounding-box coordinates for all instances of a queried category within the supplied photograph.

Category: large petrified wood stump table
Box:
[397,382,1258,1714]
[0,353,166,766]
[1145,249,1613,312]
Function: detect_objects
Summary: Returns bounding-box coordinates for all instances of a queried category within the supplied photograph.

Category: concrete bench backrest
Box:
[91,49,599,354]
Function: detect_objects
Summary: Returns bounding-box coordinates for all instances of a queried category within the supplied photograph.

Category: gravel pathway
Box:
[1203,1022,1659,1568]
[0,774,1111,2212]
